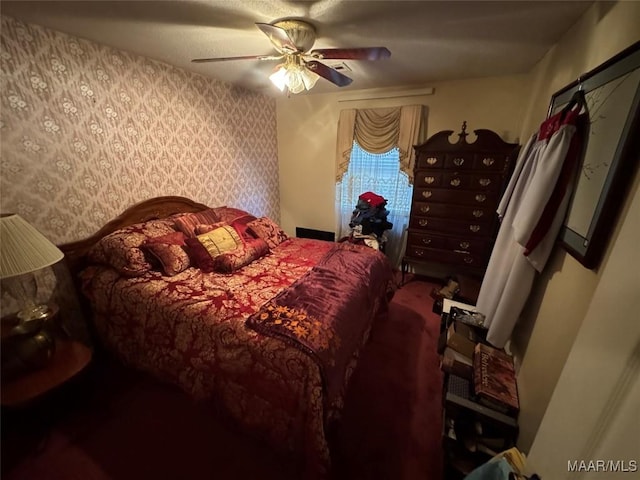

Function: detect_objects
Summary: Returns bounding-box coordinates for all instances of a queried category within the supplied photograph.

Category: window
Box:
[335,141,412,267]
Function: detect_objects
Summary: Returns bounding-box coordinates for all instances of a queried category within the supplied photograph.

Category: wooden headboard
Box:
[58,196,209,276]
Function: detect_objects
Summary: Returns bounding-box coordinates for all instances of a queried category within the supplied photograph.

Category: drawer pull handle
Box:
[472,209,484,218]
[453,158,465,166]
[420,205,430,213]
[424,176,435,184]
[426,157,438,165]
[450,178,461,187]
[459,241,470,249]
[419,219,428,227]
[422,238,432,245]
[415,250,424,257]
[482,157,495,167]
[422,191,432,199]
[475,194,486,203]
[464,257,474,264]
[479,178,491,187]
[470,225,480,233]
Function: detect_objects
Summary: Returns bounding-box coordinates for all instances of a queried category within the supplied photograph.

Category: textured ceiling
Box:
[1,0,594,96]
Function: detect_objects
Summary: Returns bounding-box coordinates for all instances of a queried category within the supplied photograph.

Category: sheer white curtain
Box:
[335,142,412,267]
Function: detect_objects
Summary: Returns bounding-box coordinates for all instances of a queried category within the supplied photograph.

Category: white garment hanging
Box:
[477,109,585,347]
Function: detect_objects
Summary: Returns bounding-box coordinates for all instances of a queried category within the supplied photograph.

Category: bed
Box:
[60,196,395,477]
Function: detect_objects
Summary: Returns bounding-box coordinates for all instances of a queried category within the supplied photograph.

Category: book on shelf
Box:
[473,343,519,416]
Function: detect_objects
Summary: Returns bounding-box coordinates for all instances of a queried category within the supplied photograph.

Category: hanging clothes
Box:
[477,105,588,348]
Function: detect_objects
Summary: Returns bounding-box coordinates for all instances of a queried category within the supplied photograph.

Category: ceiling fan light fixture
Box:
[194,17,387,92]
[269,56,319,94]
[300,68,319,90]
[269,66,288,92]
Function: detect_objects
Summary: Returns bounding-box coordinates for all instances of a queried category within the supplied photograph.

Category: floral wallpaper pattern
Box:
[0,16,279,244]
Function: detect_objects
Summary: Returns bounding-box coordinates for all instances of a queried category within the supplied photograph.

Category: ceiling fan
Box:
[192,19,391,94]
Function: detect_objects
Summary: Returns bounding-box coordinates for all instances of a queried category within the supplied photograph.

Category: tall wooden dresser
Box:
[403,122,519,281]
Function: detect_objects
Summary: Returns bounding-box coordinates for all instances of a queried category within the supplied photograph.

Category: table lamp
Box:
[0,213,64,324]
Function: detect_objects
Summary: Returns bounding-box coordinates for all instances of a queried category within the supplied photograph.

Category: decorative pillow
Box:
[213,238,270,273]
[212,206,252,224]
[143,231,190,276]
[247,217,289,250]
[194,222,226,236]
[184,237,215,273]
[173,208,221,237]
[197,225,243,258]
[230,214,258,240]
[88,219,176,277]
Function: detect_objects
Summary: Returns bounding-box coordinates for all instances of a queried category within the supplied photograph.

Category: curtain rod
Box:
[337,87,435,103]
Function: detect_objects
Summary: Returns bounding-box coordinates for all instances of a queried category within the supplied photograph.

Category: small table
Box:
[1,339,92,407]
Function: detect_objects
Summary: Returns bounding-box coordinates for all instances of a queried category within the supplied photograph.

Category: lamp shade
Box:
[0,214,64,279]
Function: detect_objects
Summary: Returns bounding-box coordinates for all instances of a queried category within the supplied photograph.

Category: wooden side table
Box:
[1,339,92,407]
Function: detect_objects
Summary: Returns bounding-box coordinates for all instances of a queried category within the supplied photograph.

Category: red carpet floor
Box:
[1,278,443,480]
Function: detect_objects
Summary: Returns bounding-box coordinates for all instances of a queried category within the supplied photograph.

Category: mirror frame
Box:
[549,41,640,269]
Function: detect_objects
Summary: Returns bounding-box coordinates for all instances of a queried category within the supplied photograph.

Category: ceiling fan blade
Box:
[305,60,353,87]
[309,47,391,61]
[255,22,299,53]
[192,54,282,63]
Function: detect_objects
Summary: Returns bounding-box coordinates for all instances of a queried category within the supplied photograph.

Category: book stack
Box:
[438,301,489,380]
[438,299,520,478]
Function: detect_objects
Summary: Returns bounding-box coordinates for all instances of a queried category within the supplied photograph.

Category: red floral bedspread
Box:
[80,237,393,477]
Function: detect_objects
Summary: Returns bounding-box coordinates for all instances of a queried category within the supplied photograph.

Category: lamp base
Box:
[1,329,56,380]
[11,304,56,337]
[17,304,52,322]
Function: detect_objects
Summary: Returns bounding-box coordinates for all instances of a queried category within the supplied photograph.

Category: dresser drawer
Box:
[474,153,509,171]
[444,236,491,256]
[411,201,495,221]
[413,188,498,206]
[414,171,444,188]
[441,172,502,192]
[408,230,490,256]
[407,231,447,250]
[444,154,474,170]
[416,153,444,169]
[409,216,491,236]
[405,246,486,268]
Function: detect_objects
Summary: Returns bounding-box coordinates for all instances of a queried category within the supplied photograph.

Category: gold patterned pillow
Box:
[197,225,242,258]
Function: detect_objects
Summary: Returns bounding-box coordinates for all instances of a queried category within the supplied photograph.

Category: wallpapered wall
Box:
[0,16,279,245]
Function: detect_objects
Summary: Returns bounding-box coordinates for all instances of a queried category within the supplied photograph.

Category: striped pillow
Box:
[173,208,221,237]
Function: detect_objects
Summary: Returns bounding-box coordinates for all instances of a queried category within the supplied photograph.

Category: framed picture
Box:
[548,41,640,269]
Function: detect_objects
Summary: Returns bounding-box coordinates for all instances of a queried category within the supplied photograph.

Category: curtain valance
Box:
[335,105,423,183]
